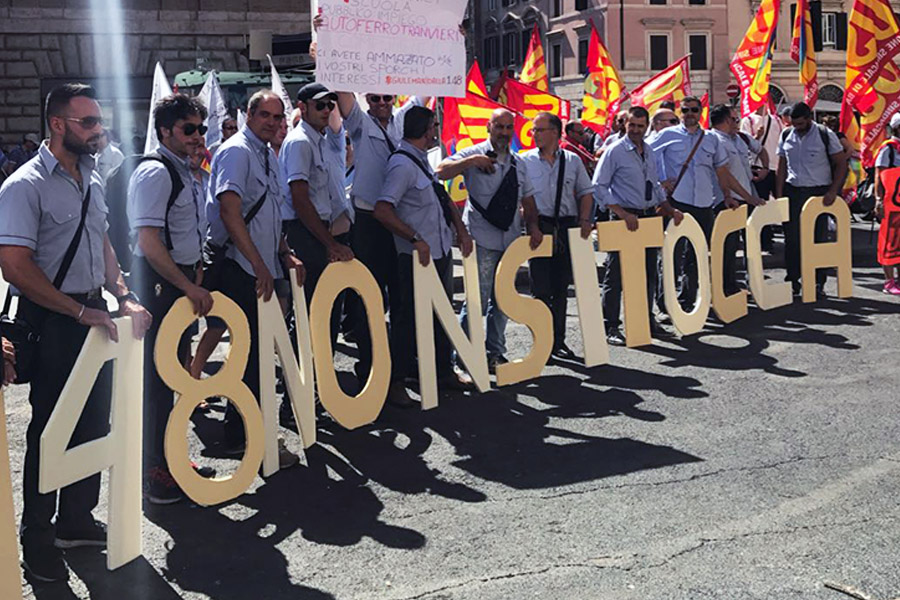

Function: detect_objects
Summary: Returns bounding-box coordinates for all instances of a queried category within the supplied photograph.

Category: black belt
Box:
[623,207,658,217]
[354,207,375,215]
[538,215,578,224]
[68,288,103,303]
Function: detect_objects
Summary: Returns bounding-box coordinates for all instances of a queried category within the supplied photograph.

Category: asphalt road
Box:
[7,221,900,600]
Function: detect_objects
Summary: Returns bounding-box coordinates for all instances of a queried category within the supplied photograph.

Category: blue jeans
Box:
[459,245,508,358]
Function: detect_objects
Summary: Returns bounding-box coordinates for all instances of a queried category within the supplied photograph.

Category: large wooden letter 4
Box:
[710,205,749,323]
[413,245,489,410]
[159,293,265,507]
[662,214,711,337]
[494,236,554,386]
[800,197,853,302]
[310,260,391,428]
[596,217,665,347]
[39,318,143,570]
[746,198,791,310]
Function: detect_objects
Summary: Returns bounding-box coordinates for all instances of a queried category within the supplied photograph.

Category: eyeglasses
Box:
[368,95,395,104]
[180,123,209,136]
[315,100,336,112]
[62,116,104,129]
[222,124,238,131]
[681,106,701,114]
[666,118,680,124]
[532,127,555,133]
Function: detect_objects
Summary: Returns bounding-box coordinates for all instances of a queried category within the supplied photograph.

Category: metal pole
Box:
[619,0,626,70]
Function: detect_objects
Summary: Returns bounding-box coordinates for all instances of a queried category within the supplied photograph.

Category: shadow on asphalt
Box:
[27,554,185,600]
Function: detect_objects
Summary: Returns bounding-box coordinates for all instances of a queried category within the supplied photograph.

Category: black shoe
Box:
[816,284,827,300]
[606,328,626,346]
[387,381,417,408]
[54,519,106,549]
[791,281,802,296]
[487,354,508,374]
[22,545,68,583]
[551,343,576,360]
[145,466,185,505]
[439,369,475,392]
[649,320,670,338]
[191,462,216,478]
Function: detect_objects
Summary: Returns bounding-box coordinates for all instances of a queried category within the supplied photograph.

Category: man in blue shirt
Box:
[594,106,683,345]
[127,93,215,505]
[650,95,754,312]
[775,102,847,297]
[375,106,475,406]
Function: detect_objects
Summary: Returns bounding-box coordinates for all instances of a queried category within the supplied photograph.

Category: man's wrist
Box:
[116,291,140,305]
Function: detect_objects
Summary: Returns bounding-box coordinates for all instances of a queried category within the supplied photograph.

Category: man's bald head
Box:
[488,108,516,151]
[652,109,679,132]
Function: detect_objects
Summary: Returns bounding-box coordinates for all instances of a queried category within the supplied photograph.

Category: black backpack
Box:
[105,153,183,272]
[468,155,520,231]
[780,123,832,154]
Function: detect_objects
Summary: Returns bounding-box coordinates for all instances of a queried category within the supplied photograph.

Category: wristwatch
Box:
[409,231,423,243]
[116,291,140,305]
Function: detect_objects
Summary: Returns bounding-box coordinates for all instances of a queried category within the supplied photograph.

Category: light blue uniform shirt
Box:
[776,125,843,187]
[208,126,283,278]
[519,147,593,218]
[279,119,335,222]
[875,140,900,168]
[127,144,207,265]
[449,140,535,251]
[650,124,729,208]
[0,143,108,294]
[592,135,666,211]
[711,129,761,205]
[325,126,354,223]
[377,141,453,260]
[344,97,422,210]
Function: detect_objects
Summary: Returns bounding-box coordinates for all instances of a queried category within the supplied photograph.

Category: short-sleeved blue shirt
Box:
[592,135,666,211]
[776,125,843,187]
[519,147,593,218]
[650,124,729,208]
[279,119,335,222]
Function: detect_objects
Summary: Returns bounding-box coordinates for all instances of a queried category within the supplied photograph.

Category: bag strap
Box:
[146,153,186,251]
[672,131,705,196]
[553,149,567,224]
[760,114,773,146]
[53,185,91,290]
[222,149,269,250]
[395,149,455,227]
[373,117,397,154]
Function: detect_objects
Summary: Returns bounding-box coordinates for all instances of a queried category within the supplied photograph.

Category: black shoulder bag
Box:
[468,154,520,231]
[1,186,92,384]
[552,152,567,254]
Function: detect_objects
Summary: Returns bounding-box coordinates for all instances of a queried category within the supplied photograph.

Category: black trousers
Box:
[392,252,454,382]
[217,259,262,447]
[602,211,658,331]
[529,217,576,347]
[19,295,111,550]
[132,257,193,471]
[666,201,714,311]
[351,209,400,381]
[784,184,829,285]
[713,202,745,295]
[751,170,776,248]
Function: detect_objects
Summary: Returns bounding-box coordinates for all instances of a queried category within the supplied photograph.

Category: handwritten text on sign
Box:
[316,0,468,97]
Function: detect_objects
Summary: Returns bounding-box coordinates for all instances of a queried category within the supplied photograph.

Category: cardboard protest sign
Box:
[316,0,468,97]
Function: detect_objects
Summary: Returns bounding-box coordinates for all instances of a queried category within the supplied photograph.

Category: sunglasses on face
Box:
[315,100,336,112]
[681,106,701,114]
[180,123,209,136]
[368,95,395,104]
[63,116,104,129]
[666,118,680,124]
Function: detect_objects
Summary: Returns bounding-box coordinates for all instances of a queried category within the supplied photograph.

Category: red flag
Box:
[520,25,549,92]
[699,92,710,128]
[630,55,692,114]
[582,23,625,136]
[500,77,571,121]
[790,0,818,107]
[730,0,780,117]
[467,61,489,97]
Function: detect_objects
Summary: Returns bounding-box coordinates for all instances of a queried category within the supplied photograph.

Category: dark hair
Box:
[248,89,280,115]
[822,114,839,131]
[535,111,562,136]
[628,106,650,122]
[45,83,96,125]
[403,106,435,139]
[659,100,676,110]
[709,104,733,127]
[154,94,208,139]
[680,95,701,107]
[564,120,582,135]
[790,102,812,119]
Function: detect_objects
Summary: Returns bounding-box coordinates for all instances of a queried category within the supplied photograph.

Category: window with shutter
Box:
[836,13,848,50]
[649,34,669,70]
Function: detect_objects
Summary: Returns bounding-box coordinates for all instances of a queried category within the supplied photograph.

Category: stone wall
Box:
[0,0,310,144]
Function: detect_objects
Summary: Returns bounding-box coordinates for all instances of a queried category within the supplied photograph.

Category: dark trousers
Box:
[392,253,454,382]
[784,184,829,286]
[133,257,193,471]
[283,219,342,345]
[19,296,111,550]
[667,201,715,311]
[752,170,776,248]
[529,217,576,347]
[602,211,658,331]
[713,202,745,294]
[351,209,399,381]
[218,259,261,447]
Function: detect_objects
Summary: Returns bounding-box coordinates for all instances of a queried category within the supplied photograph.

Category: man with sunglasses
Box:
[209,89,305,459]
[0,83,151,582]
[281,83,352,322]
[209,115,238,157]
[647,109,680,145]
[127,93,216,505]
[650,95,754,312]
[336,89,431,388]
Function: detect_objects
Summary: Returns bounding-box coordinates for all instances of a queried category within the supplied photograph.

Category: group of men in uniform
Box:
[0,78,848,584]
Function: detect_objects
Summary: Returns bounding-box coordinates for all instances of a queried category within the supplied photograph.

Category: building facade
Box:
[0,0,311,150]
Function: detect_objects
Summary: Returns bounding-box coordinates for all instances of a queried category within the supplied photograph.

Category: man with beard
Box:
[0,83,152,582]
[127,93,215,504]
[436,108,541,373]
